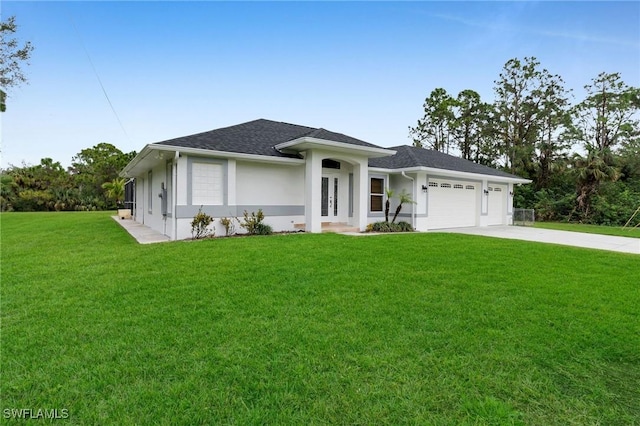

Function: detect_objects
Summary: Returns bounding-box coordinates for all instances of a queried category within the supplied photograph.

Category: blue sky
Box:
[2,1,639,168]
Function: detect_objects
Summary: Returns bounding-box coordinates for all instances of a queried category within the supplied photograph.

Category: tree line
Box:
[1,144,136,212]
[409,57,640,226]
[1,17,136,212]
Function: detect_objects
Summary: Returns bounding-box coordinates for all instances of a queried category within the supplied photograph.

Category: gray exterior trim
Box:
[395,212,428,218]
[368,213,428,220]
[187,156,228,206]
[176,205,304,219]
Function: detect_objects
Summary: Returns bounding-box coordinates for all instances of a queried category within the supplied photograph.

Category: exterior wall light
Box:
[421,185,428,193]
[484,189,489,195]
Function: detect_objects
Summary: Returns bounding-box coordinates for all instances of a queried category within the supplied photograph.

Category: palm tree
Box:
[572,150,619,219]
[392,189,416,223]
[101,177,126,207]
[384,187,394,222]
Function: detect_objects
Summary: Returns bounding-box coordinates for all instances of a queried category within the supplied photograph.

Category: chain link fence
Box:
[513,208,535,226]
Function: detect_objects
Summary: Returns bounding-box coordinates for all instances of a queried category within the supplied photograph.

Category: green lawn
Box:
[2,212,639,425]
[535,221,640,238]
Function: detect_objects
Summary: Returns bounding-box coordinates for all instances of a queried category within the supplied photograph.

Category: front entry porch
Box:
[304,150,370,234]
[321,222,360,233]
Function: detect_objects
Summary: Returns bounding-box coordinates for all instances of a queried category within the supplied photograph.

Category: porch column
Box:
[352,159,369,231]
[305,150,322,233]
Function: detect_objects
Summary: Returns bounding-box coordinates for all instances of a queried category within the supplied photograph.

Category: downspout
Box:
[173,151,179,240]
[401,171,415,230]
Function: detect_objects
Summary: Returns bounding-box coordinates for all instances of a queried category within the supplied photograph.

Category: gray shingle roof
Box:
[153,119,522,179]
[153,119,381,158]
[369,145,522,179]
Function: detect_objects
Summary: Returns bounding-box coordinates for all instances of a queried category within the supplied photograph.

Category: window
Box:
[147,171,153,213]
[429,181,438,187]
[466,185,475,190]
[440,183,451,188]
[488,187,494,191]
[370,178,384,212]
[322,159,341,169]
[494,187,502,192]
[192,162,223,205]
[454,184,464,189]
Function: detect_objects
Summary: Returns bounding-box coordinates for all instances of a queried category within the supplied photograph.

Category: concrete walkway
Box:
[111,216,171,244]
[436,226,640,255]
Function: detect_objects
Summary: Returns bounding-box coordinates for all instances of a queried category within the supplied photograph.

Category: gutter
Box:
[401,171,416,230]
[368,166,531,185]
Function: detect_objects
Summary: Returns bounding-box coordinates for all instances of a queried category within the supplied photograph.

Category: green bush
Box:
[219,217,236,236]
[254,223,273,236]
[590,181,640,226]
[369,221,414,233]
[191,208,214,239]
[396,221,414,232]
[239,209,270,235]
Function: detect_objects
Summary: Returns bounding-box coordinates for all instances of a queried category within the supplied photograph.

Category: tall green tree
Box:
[451,89,497,165]
[70,143,136,207]
[409,88,457,153]
[534,73,572,190]
[0,16,34,112]
[2,158,73,211]
[565,73,639,219]
[565,72,640,154]
[493,57,539,174]
[493,57,571,188]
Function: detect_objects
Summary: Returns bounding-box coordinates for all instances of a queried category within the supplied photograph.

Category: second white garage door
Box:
[488,185,507,225]
[428,179,478,229]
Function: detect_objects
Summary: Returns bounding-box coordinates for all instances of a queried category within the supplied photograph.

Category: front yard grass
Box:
[535,221,640,238]
[2,212,639,424]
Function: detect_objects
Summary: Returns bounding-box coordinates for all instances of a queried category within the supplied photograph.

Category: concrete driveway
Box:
[435,226,640,255]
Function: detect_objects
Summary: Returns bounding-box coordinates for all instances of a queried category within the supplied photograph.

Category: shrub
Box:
[396,221,414,232]
[191,208,214,239]
[369,221,414,233]
[239,209,269,235]
[219,217,236,236]
[254,222,273,235]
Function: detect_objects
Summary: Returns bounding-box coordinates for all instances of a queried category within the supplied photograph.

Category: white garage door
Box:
[488,185,506,225]
[428,180,478,229]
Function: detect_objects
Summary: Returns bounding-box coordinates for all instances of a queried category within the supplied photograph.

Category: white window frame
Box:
[370,177,385,213]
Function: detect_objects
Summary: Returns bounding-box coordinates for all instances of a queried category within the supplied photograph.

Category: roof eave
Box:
[155,145,304,165]
[120,145,176,177]
[370,165,532,184]
[275,137,395,158]
[121,144,305,177]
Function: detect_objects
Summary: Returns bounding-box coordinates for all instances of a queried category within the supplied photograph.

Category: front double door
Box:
[321,175,339,220]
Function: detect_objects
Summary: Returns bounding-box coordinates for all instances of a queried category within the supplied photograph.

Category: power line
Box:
[66,7,132,144]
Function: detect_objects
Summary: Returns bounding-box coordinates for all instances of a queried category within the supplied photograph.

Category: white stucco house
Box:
[121,119,530,240]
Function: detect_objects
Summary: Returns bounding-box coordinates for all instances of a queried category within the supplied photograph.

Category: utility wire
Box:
[66,7,132,144]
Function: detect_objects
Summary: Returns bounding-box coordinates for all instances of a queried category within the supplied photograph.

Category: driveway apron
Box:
[435,226,640,255]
